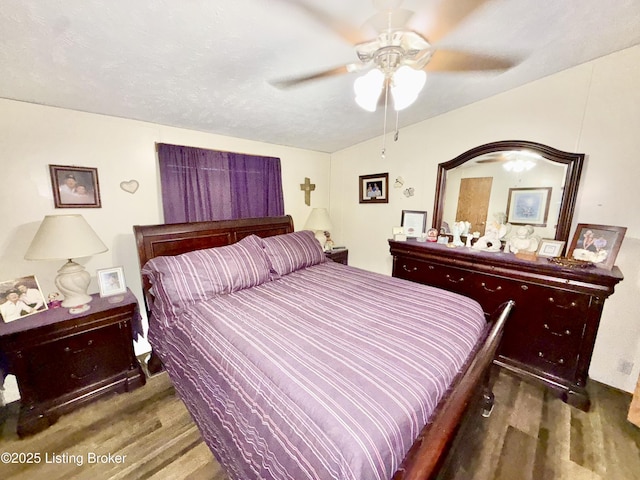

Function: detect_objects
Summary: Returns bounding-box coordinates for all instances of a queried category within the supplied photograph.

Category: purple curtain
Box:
[157,144,284,223]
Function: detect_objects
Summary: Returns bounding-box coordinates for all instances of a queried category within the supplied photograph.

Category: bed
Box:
[134,215,513,480]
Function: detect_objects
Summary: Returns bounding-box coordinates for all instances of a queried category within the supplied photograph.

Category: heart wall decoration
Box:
[120,180,139,194]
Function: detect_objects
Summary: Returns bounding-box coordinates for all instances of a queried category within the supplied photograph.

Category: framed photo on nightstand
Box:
[0,275,48,323]
[97,267,127,297]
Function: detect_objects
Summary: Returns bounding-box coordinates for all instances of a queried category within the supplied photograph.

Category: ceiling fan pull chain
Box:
[381,81,390,159]
[394,110,400,142]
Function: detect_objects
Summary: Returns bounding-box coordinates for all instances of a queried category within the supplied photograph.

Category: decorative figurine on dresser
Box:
[0,289,145,437]
[389,140,624,411]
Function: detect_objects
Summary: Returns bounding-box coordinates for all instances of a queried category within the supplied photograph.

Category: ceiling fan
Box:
[273,0,516,112]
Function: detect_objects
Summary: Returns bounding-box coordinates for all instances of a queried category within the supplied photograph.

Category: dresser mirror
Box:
[433,140,585,243]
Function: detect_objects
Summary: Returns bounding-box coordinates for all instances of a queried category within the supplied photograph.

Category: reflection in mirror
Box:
[433,141,585,244]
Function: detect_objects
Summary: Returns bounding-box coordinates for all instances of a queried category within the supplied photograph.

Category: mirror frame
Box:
[433,140,585,243]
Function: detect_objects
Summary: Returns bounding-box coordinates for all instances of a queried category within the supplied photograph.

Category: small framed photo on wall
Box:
[50,164,101,208]
[359,173,389,204]
[97,267,127,297]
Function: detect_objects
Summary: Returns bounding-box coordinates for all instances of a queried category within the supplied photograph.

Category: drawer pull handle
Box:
[446,274,464,284]
[521,285,528,291]
[402,264,417,273]
[70,365,98,380]
[548,298,577,309]
[64,339,94,354]
[481,282,502,293]
[543,324,572,336]
[538,351,565,365]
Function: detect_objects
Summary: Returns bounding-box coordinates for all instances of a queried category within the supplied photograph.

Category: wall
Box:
[0,100,330,401]
[330,45,640,393]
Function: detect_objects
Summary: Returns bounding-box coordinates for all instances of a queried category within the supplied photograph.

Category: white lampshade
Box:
[354,69,385,112]
[304,208,333,231]
[304,208,333,250]
[25,214,108,313]
[391,66,426,111]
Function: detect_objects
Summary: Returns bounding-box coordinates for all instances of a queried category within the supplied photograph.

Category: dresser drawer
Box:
[393,256,473,297]
[532,288,590,314]
[22,322,131,402]
[469,274,527,315]
[529,335,580,379]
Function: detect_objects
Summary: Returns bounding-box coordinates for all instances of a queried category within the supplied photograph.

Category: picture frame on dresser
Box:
[50,164,101,208]
[506,187,552,226]
[0,275,48,323]
[536,239,566,258]
[401,210,428,238]
[568,223,627,270]
[358,173,389,204]
[97,266,127,297]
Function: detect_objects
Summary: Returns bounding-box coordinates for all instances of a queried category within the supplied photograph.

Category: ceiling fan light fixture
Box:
[502,150,542,172]
[503,159,536,172]
[354,68,385,112]
[390,65,426,111]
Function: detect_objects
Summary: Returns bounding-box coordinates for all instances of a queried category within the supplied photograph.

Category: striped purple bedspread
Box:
[148,261,486,480]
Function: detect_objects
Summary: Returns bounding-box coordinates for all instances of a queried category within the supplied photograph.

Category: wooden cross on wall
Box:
[300,177,315,206]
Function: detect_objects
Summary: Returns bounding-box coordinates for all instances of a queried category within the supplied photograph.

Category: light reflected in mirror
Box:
[433,141,585,244]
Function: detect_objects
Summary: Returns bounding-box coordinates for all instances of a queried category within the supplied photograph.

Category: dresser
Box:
[0,289,145,437]
[389,239,623,411]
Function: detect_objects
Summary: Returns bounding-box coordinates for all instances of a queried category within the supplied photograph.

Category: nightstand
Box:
[325,248,348,265]
[0,289,145,437]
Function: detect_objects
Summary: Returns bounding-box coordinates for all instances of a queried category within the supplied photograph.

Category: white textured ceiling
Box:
[1,1,639,153]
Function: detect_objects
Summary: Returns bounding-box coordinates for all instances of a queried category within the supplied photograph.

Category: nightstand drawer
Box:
[325,249,348,265]
[23,323,130,402]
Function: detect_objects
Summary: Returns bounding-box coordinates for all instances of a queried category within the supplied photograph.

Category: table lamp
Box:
[25,214,108,314]
[304,208,333,251]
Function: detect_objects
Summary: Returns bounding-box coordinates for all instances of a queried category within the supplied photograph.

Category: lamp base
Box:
[55,260,93,312]
[69,304,91,314]
[313,230,327,251]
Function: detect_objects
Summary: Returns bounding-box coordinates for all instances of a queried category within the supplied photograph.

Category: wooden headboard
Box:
[133,215,294,312]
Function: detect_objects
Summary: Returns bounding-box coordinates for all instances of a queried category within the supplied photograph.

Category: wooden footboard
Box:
[393,300,514,480]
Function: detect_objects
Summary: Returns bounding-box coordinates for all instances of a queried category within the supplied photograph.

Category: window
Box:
[157,143,284,223]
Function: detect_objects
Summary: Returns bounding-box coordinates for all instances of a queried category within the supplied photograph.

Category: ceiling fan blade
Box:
[279,0,370,45]
[425,50,516,72]
[270,63,364,89]
[415,0,491,43]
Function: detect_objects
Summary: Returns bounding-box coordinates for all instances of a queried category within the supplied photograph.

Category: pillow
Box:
[261,230,327,276]
[142,234,271,318]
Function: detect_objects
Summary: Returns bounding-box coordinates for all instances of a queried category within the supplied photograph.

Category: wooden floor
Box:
[1,368,639,480]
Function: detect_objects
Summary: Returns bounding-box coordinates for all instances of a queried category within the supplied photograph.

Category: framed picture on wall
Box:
[506,187,552,226]
[50,164,101,208]
[567,223,627,270]
[359,173,389,204]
